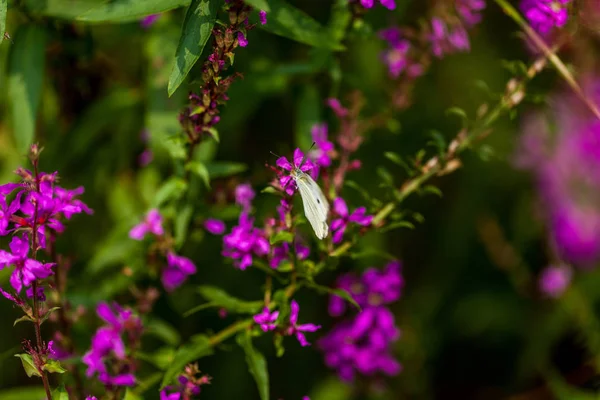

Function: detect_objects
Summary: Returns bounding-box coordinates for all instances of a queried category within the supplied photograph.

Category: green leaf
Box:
[196,286,263,314]
[52,385,69,400]
[144,318,181,346]
[295,85,321,150]
[168,0,221,96]
[13,315,33,326]
[174,204,194,247]
[40,306,61,325]
[154,177,188,206]
[24,0,190,23]
[260,0,343,50]
[0,387,46,400]
[160,335,213,389]
[15,354,41,377]
[237,332,270,400]
[329,241,351,257]
[244,0,270,12]
[304,282,360,311]
[186,161,210,188]
[8,25,46,153]
[309,376,352,400]
[327,0,351,45]
[0,0,6,43]
[43,359,66,374]
[269,230,294,245]
[206,162,247,178]
[124,388,142,400]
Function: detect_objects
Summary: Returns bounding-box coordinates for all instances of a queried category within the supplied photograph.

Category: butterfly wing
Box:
[295,172,329,240]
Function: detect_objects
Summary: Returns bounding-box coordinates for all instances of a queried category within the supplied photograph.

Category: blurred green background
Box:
[1,0,598,399]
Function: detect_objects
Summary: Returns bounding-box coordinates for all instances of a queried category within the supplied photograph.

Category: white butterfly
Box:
[290,166,329,240]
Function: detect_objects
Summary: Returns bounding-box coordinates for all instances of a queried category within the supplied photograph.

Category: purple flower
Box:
[0,189,22,235]
[319,306,401,381]
[253,307,279,332]
[129,209,164,240]
[161,374,208,400]
[327,98,348,118]
[138,149,153,166]
[539,265,571,298]
[140,14,161,29]
[329,261,403,316]
[309,124,334,168]
[204,218,226,235]
[259,10,267,25]
[270,241,310,268]
[86,397,98,400]
[222,213,270,270]
[0,287,25,306]
[0,235,54,293]
[520,0,571,35]
[237,31,248,47]
[286,300,321,347]
[427,18,470,58]
[235,183,255,211]
[359,0,396,10]
[83,303,142,388]
[163,252,197,292]
[276,148,315,195]
[379,28,423,79]
[456,0,486,27]
[330,198,373,244]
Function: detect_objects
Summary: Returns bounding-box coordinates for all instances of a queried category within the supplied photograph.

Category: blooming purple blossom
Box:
[163,252,197,292]
[286,300,321,347]
[456,0,486,27]
[140,14,161,29]
[428,18,470,58]
[0,235,54,293]
[358,0,396,10]
[259,10,267,25]
[520,0,571,35]
[379,28,423,79]
[235,183,255,211]
[330,198,373,244]
[204,218,226,235]
[270,241,310,269]
[309,124,334,168]
[327,98,348,118]
[160,371,210,400]
[222,213,269,270]
[82,302,142,388]
[539,265,571,298]
[253,307,279,332]
[276,148,315,195]
[237,32,248,47]
[129,209,164,240]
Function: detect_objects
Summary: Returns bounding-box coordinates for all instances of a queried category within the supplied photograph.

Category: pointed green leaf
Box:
[8,25,46,153]
[269,230,294,245]
[304,282,360,311]
[160,335,213,389]
[168,0,221,96]
[43,359,66,374]
[186,161,210,188]
[15,354,41,377]
[24,0,190,22]
[0,0,7,43]
[153,177,188,206]
[237,332,270,400]
[196,286,263,314]
[259,0,343,50]
[244,0,270,12]
[52,385,69,400]
[41,306,61,325]
[13,315,34,326]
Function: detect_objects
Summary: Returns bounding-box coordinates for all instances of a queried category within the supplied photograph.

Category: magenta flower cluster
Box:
[353,0,396,10]
[515,80,600,265]
[538,265,571,298]
[0,168,91,296]
[130,209,198,291]
[253,300,321,347]
[277,148,315,195]
[319,261,403,381]
[82,302,143,388]
[520,0,571,35]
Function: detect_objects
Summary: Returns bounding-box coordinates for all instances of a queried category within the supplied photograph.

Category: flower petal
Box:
[276,156,292,171]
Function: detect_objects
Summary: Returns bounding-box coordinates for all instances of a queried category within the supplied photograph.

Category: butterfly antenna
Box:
[270,151,282,158]
[309,141,316,151]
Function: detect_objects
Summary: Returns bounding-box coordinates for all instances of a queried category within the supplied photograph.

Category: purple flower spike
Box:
[0,235,54,293]
[129,209,164,240]
[253,307,279,332]
[259,10,267,25]
[163,252,197,292]
[286,300,321,347]
[330,198,373,244]
[309,123,335,168]
[235,183,255,211]
[539,265,571,298]
[222,213,270,270]
[204,218,226,235]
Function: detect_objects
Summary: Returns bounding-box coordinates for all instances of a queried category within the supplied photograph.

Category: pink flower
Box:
[276,148,315,195]
[253,307,279,332]
[129,209,164,240]
[259,10,267,25]
[539,265,571,298]
[237,32,248,47]
[162,252,197,292]
[330,198,373,244]
[286,300,321,347]
[204,219,226,235]
[309,124,334,168]
[0,235,54,293]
